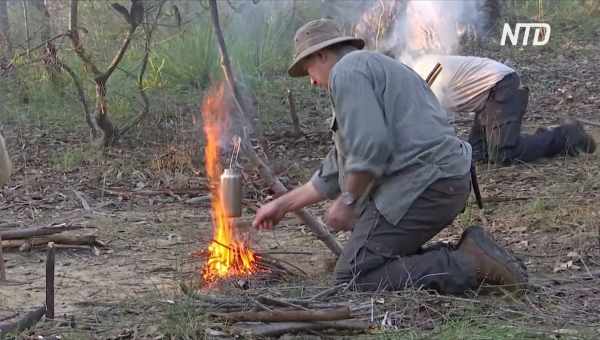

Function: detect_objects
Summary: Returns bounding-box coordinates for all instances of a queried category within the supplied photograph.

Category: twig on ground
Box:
[0,223,83,240]
[213,307,352,322]
[231,319,370,337]
[0,223,19,229]
[577,118,600,128]
[256,296,311,311]
[309,283,346,301]
[1,234,106,250]
[72,190,91,211]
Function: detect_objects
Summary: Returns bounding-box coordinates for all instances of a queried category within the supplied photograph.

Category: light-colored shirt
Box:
[310,51,471,225]
[410,55,514,113]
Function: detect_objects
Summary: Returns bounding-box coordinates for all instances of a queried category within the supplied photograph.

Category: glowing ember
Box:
[200,82,257,284]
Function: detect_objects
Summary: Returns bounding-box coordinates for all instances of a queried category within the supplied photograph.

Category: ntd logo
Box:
[501,23,551,46]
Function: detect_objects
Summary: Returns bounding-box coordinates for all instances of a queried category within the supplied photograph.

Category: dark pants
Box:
[469,73,565,164]
[334,174,477,294]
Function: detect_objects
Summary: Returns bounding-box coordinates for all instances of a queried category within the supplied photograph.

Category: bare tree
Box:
[67,0,163,147]
[0,0,11,65]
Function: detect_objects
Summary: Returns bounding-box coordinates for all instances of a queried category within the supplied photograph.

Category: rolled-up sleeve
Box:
[331,68,391,178]
[309,146,341,199]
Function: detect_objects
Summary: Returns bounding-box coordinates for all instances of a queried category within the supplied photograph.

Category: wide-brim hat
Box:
[288,19,365,77]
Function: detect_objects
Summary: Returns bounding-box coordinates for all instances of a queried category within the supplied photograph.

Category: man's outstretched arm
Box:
[253,181,326,229]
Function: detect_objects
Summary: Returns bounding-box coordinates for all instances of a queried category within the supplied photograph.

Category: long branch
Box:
[99,27,135,83]
[68,0,102,77]
[207,0,342,256]
[213,307,351,322]
[118,0,167,137]
[0,224,83,240]
[57,61,94,127]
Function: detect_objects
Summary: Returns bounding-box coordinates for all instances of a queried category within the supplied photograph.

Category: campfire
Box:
[199,83,258,284]
[197,83,303,287]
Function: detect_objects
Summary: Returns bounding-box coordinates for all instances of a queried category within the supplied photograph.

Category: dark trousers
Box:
[469,73,564,164]
[334,174,477,294]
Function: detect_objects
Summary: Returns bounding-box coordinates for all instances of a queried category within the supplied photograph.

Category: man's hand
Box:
[252,182,327,230]
[325,197,357,232]
[253,199,286,230]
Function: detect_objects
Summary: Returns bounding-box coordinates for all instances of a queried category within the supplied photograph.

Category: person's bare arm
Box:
[343,171,374,201]
[253,181,325,229]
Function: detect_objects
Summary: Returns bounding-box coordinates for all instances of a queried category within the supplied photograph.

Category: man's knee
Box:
[333,245,389,288]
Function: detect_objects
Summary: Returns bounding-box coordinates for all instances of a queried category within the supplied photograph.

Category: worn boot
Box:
[559,119,596,156]
[456,226,528,291]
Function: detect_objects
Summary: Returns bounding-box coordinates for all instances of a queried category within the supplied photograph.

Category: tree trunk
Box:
[21,0,30,57]
[32,0,61,84]
[0,0,12,64]
[32,0,50,42]
[93,79,115,145]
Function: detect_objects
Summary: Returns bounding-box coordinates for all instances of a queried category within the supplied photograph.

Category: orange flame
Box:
[200,82,257,284]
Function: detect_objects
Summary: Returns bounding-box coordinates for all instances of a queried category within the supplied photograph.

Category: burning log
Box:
[212,306,352,322]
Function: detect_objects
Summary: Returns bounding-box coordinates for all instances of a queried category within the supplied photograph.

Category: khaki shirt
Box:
[410,55,515,113]
[310,51,471,225]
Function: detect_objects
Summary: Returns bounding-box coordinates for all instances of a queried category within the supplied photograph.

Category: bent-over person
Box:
[253,19,527,294]
[411,55,596,164]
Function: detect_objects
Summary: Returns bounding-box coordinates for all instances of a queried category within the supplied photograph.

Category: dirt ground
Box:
[2,18,600,340]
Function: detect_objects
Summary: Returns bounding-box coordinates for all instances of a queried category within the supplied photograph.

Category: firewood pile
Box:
[0,222,106,253]
[185,284,374,338]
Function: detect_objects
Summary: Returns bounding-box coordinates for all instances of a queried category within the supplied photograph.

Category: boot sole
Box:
[460,226,528,289]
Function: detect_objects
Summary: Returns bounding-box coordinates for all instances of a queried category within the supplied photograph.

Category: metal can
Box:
[220,168,242,217]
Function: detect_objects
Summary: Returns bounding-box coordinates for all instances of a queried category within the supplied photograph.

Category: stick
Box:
[1,234,105,250]
[207,0,342,256]
[0,223,83,240]
[287,89,302,136]
[577,118,600,128]
[232,319,369,337]
[0,223,19,229]
[46,242,55,320]
[0,306,46,335]
[425,62,442,86]
[214,307,351,322]
[309,283,347,301]
[72,190,91,211]
[256,296,311,311]
[0,234,5,281]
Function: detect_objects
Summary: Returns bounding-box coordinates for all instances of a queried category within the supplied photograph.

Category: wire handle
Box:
[228,135,241,169]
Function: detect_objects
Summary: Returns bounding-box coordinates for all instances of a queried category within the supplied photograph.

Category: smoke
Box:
[350,0,489,65]
[389,0,486,65]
